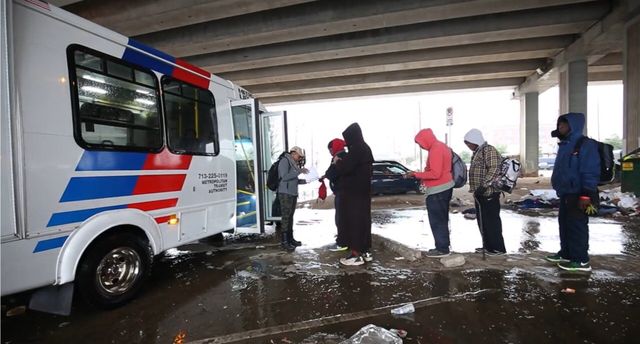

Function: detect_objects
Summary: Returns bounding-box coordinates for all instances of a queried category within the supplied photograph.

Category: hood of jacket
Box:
[414,128,437,150]
[552,112,585,142]
[342,123,364,146]
[329,138,346,156]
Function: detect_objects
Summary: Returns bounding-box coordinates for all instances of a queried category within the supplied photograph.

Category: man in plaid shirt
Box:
[464,129,506,255]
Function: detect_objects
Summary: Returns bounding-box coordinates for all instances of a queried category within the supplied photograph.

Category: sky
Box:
[269,82,623,173]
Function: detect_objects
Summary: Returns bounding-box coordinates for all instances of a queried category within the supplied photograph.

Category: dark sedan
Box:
[371,160,422,195]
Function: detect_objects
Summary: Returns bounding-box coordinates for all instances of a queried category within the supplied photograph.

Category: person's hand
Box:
[578,196,591,210]
[404,171,415,179]
[301,168,309,174]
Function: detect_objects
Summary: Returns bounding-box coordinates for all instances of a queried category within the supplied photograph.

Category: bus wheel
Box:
[77,232,152,309]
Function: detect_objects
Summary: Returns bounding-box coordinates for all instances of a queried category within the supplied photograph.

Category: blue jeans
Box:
[558,195,589,263]
[426,188,453,253]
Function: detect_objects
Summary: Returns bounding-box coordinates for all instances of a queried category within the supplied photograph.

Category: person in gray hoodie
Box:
[277,146,309,251]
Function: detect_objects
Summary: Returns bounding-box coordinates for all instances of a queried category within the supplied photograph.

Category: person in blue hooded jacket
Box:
[546,112,600,272]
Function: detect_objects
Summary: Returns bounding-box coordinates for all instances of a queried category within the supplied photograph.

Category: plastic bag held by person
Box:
[318,180,327,200]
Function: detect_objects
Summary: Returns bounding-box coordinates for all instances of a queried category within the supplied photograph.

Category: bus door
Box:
[231,99,287,233]
[259,110,287,225]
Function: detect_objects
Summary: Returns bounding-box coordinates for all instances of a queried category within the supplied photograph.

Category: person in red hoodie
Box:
[406,128,454,257]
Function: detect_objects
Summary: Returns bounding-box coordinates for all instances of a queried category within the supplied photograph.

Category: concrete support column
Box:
[624,14,640,153]
[559,59,588,134]
[520,92,539,176]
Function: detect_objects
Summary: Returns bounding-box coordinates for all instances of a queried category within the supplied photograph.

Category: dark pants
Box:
[558,195,589,263]
[426,188,453,253]
[278,193,297,234]
[334,193,347,247]
[474,193,506,253]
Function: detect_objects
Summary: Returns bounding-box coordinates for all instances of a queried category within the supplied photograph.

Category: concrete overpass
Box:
[55,0,640,172]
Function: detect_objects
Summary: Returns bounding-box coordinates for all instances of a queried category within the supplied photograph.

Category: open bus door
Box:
[231,99,287,234]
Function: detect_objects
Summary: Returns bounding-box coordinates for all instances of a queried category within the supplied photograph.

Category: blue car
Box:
[371,161,421,195]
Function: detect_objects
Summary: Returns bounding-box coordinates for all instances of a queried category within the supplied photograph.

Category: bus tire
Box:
[76,232,152,309]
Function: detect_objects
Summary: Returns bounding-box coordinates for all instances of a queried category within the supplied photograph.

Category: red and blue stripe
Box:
[122,39,211,89]
[47,150,191,228]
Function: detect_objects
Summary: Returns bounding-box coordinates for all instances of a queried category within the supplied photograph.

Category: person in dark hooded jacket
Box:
[546,112,600,272]
[333,123,374,266]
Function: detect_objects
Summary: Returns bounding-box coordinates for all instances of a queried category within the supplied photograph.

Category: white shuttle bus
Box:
[1,0,286,314]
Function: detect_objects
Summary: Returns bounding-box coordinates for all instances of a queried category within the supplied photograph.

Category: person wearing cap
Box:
[277,146,309,251]
[406,128,454,257]
[546,113,599,272]
[464,128,506,256]
[321,138,349,252]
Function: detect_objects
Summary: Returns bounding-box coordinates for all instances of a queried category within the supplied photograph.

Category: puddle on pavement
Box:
[291,208,637,255]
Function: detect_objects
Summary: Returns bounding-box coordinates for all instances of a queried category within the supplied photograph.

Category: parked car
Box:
[371,161,421,195]
[538,157,556,170]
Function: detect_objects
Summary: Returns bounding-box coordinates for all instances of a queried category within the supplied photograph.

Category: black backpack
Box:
[451,150,468,188]
[266,153,286,191]
[574,136,614,185]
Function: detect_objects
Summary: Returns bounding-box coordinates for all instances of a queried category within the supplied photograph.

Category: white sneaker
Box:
[340,255,365,266]
[363,252,373,262]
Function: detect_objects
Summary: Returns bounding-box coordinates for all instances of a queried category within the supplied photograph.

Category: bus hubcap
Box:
[96,247,141,295]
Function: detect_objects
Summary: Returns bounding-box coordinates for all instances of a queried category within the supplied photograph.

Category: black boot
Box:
[288,230,302,247]
[281,231,295,251]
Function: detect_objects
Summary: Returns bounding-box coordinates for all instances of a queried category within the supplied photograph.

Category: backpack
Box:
[266,152,286,191]
[491,157,521,193]
[574,136,614,185]
[451,150,468,188]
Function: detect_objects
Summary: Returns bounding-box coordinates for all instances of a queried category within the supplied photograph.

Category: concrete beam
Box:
[517,0,627,95]
[188,2,605,73]
[588,71,623,81]
[220,36,573,85]
[260,78,525,105]
[248,60,543,97]
[138,0,597,56]
[589,64,623,73]
[63,0,315,36]
[591,52,623,65]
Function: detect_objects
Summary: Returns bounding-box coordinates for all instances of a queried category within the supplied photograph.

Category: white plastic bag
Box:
[340,324,403,344]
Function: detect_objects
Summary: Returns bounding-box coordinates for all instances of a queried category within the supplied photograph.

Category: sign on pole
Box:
[446,107,453,126]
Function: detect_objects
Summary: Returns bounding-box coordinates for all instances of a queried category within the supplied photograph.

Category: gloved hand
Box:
[579,195,597,215]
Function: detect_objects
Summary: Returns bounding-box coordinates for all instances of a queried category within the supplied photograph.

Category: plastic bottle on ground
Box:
[390,303,415,315]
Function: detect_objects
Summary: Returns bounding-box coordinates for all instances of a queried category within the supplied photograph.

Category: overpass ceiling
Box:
[59,0,626,104]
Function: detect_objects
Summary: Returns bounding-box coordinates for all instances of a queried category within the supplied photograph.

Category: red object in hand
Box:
[318,180,327,200]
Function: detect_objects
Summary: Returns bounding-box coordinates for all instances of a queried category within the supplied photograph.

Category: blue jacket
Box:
[551,113,600,197]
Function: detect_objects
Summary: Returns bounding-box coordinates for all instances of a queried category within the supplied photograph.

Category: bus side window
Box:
[162,76,219,156]
[67,45,163,152]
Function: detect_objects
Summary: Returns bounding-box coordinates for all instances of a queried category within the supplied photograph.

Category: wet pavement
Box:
[2,207,640,344]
